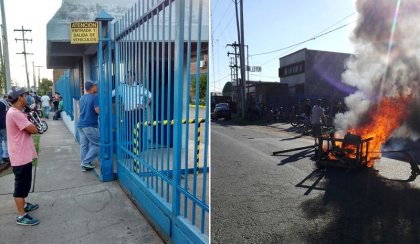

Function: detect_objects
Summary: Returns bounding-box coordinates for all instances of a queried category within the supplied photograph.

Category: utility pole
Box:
[14,26,32,90]
[32,62,36,91]
[227,42,241,113]
[35,65,42,91]
[233,0,247,118]
[0,0,11,93]
[0,29,4,93]
[239,0,247,118]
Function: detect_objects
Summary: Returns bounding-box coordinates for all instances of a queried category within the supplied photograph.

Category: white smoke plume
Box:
[334,0,420,139]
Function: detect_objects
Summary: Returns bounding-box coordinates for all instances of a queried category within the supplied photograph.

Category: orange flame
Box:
[349,96,410,165]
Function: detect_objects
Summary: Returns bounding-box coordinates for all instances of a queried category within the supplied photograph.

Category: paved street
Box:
[211,120,420,243]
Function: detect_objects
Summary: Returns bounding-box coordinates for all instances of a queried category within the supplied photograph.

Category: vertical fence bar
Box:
[155,5,161,197]
[115,20,121,167]
[160,4,166,199]
[151,7,157,193]
[166,2,172,203]
[191,0,204,226]
[172,0,185,222]
[201,54,209,235]
[145,0,151,188]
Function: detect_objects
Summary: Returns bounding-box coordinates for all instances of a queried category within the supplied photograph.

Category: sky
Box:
[2,0,62,89]
[210,0,358,92]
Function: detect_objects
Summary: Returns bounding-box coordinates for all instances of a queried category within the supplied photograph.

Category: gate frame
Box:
[96,11,114,182]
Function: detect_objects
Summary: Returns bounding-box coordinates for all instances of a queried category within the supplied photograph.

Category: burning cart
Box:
[316,132,374,169]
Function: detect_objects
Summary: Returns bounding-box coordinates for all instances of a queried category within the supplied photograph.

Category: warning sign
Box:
[70,22,99,44]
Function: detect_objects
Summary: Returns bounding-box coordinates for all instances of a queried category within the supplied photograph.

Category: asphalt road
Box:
[211,120,420,244]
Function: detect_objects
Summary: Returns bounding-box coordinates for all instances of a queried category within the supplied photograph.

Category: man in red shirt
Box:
[6,86,39,226]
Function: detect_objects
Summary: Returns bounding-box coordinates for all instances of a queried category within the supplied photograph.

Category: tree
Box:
[190,74,208,105]
[222,82,233,96]
[38,78,53,95]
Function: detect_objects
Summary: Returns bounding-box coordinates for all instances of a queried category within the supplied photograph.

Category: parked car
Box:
[212,103,231,120]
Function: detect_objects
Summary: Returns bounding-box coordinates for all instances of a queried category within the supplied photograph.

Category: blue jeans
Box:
[77,127,100,165]
[0,129,8,158]
[42,106,50,119]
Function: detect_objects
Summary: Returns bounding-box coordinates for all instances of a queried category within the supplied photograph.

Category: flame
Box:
[343,144,357,159]
[349,96,410,165]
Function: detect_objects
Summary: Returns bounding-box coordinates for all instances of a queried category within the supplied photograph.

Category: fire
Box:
[342,144,357,159]
[349,96,410,165]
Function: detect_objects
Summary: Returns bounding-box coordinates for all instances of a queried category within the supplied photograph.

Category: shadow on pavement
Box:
[280,134,304,141]
[299,166,420,243]
[275,148,315,165]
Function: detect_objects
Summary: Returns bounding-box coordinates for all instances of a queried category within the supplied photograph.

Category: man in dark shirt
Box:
[77,81,99,171]
[303,99,312,135]
[0,95,10,164]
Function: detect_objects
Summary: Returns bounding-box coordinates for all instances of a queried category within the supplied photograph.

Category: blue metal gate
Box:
[113,0,209,243]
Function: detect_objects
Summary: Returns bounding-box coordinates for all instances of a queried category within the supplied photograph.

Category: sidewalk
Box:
[0,116,164,243]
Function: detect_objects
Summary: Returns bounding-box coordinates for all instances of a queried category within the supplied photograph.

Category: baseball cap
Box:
[7,86,28,101]
[84,81,97,90]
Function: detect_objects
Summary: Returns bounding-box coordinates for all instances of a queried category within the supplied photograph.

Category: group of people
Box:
[5,71,152,226]
[40,92,63,120]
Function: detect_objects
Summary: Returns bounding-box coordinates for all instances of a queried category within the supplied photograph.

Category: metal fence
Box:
[114,0,209,243]
[55,70,75,119]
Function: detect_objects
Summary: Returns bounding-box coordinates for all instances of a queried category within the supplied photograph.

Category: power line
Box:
[14,26,33,90]
[250,73,278,79]
[214,13,235,42]
[214,73,230,83]
[250,21,356,57]
[212,0,221,12]
[313,12,356,37]
[212,1,234,31]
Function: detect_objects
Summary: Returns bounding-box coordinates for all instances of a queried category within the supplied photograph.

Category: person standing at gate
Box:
[40,93,51,119]
[77,81,99,171]
[311,98,326,148]
[113,70,152,148]
[6,86,40,226]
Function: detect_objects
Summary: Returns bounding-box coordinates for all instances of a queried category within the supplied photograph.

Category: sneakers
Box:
[81,163,95,171]
[24,202,39,212]
[16,213,40,226]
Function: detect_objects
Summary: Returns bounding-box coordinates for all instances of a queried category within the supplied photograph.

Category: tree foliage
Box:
[191,74,208,105]
[38,78,53,95]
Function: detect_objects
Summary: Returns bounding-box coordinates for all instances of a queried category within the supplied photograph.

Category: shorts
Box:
[12,162,33,198]
[312,124,323,137]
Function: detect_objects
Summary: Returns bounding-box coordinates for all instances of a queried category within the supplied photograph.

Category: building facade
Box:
[279,48,356,107]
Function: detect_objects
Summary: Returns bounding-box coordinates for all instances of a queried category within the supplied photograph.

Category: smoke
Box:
[334,0,420,140]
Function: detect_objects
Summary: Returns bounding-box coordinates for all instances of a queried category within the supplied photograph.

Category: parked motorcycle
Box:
[290,113,305,127]
[25,105,48,134]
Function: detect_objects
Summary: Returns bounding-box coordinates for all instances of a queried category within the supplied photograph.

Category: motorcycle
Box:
[290,113,305,127]
[25,104,48,134]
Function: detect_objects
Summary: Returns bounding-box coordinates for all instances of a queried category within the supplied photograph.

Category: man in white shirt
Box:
[114,71,152,152]
[40,94,51,119]
[311,99,326,147]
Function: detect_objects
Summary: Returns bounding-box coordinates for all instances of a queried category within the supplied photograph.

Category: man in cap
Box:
[77,81,99,171]
[6,86,40,225]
